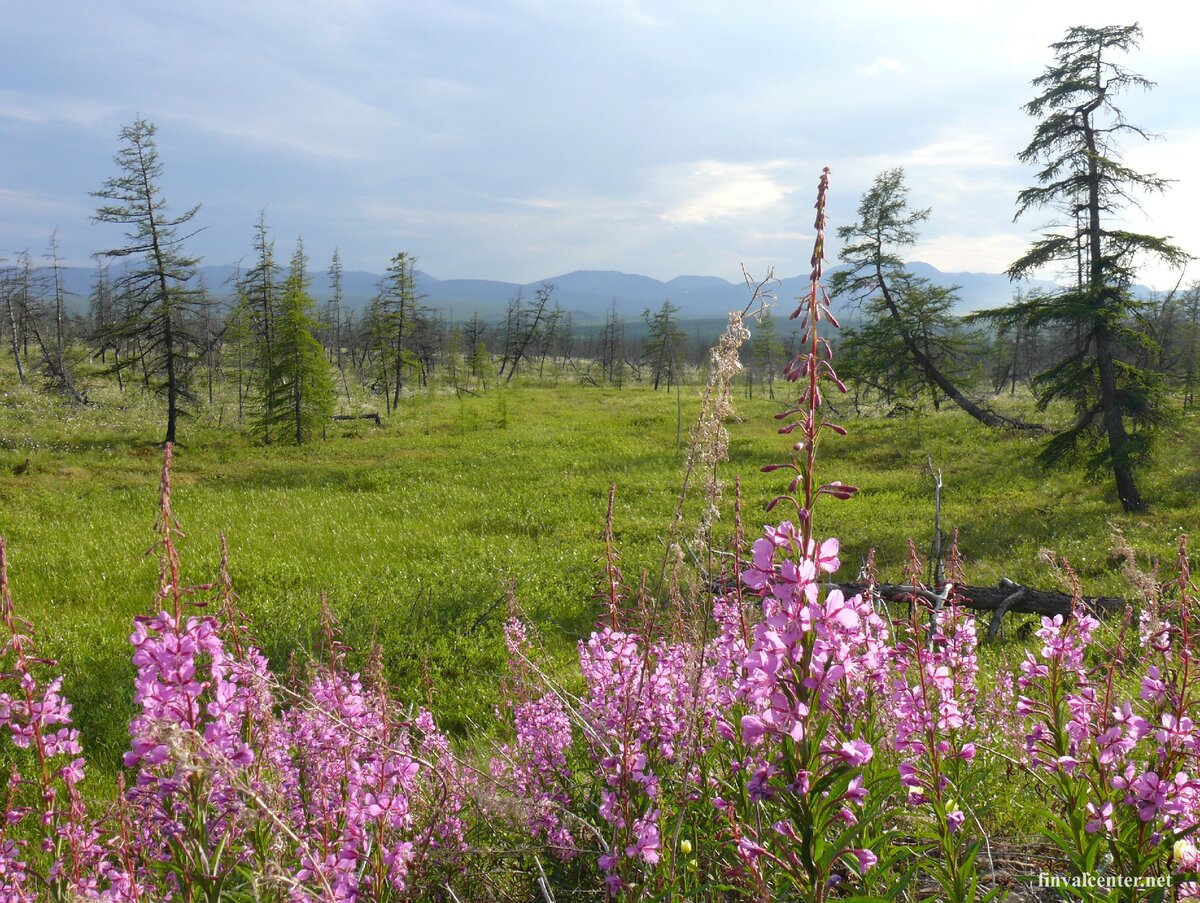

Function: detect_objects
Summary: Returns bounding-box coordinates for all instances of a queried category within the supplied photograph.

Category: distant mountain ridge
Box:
[32,262,1116,322]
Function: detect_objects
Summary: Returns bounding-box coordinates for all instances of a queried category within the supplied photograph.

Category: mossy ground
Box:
[1,364,1196,816]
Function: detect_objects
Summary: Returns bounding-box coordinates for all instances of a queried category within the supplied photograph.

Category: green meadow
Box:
[1,373,1198,780]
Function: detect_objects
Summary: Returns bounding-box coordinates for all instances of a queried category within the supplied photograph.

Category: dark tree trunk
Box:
[832,580,1125,621]
[875,263,1042,432]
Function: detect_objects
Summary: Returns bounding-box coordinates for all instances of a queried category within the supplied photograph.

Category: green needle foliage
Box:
[999,24,1190,512]
[831,169,1028,430]
[266,240,335,445]
[91,118,203,445]
[239,214,282,444]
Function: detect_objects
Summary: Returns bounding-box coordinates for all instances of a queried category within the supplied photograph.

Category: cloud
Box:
[857,57,905,78]
[0,91,118,128]
[658,160,793,225]
[167,89,397,163]
[900,134,1010,170]
[2,1,1199,283]
[0,188,84,218]
[910,233,1029,275]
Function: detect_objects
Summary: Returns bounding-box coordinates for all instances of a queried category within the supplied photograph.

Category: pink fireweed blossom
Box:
[579,622,716,884]
[847,848,878,874]
[1017,610,1102,774]
[738,529,886,745]
[1086,801,1116,835]
[1034,613,1099,678]
[724,522,890,892]
[890,601,980,760]
[1156,713,1196,756]
[1113,701,1152,744]
[1128,771,1189,824]
[0,546,122,900]
[743,522,802,591]
[492,693,575,855]
[493,619,576,858]
[0,675,81,758]
[807,537,842,574]
[625,811,661,865]
[1141,666,1168,705]
[836,739,874,768]
[274,662,437,897]
[124,608,270,862]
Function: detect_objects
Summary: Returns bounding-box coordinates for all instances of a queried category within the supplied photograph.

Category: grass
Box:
[1,365,1198,786]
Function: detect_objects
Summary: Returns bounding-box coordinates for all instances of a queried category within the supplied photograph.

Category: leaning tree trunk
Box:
[875,264,1044,433]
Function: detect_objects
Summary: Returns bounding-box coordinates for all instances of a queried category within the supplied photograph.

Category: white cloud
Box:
[658,160,792,225]
[901,134,1010,170]
[0,91,117,128]
[0,188,83,218]
[857,57,905,78]
[910,233,1029,275]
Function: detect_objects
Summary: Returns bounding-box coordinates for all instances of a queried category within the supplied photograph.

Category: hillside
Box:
[35,261,1074,323]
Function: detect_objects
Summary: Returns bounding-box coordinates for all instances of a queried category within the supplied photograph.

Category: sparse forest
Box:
[4,103,1196,509]
[2,21,1200,903]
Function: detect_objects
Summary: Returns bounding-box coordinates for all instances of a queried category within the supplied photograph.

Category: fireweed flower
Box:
[890,600,980,762]
[0,538,129,900]
[272,661,449,898]
[1141,666,1168,705]
[578,623,715,882]
[625,811,661,865]
[124,607,270,867]
[848,848,878,874]
[737,537,886,749]
[1011,541,1200,896]
[492,618,576,858]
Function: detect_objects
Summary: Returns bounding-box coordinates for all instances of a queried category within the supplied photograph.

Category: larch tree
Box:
[599,301,625,386]
[92,117,202,444]
[222,292,254,425]
[501,283,554,384]
[1002,24,1189,512]
[373,251,420,408]
[831,169,1040,431]
[88,257,116,374]
[20,233,85,404]
[328,247,344,371]
[749,309,784,399]
[0,256,27,385]
[642,300,684,391]
[266,239,333,444]
[238,213,282,442]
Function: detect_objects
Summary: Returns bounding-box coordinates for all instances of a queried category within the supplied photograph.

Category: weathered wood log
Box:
[830,580,1127,622]
[987,585,1028,641]
[333,413,382,426]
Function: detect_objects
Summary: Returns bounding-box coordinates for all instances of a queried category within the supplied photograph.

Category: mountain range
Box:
[32,262,1098,323]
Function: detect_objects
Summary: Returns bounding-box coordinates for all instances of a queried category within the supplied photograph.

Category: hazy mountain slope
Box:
[31,261,1133,321]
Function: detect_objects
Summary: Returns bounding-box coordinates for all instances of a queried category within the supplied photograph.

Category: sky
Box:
[2,0,1198,289]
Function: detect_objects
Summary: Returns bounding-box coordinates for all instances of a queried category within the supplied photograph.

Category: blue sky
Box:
[2,1,1197,288]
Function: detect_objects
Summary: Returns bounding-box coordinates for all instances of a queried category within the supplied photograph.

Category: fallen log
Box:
[830,579,1128,625]
[333,413,382,427]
